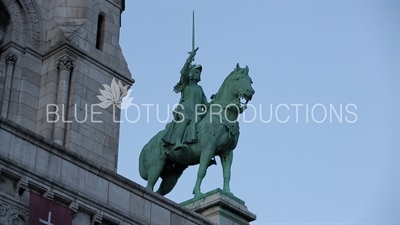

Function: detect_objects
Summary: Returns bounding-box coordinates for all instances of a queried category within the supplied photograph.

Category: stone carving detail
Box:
[8,214,26,225]
[2,0,41,50]
[23,0,41,50]
[16,179,28,196]
[0,203,6,217]
[5,52,17,66]
[0,60,4,77]
[56,55,75,71]
[4,0,26,46]
[0,202,27,225]
[91,214,102,225]
[43,191,54,199]
[69,202,79,213]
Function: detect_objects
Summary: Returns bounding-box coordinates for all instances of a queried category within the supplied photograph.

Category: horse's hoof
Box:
[193,192,203,199]
[192,189,203,198]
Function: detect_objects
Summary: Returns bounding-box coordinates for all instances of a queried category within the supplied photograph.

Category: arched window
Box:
[96,14,105,50]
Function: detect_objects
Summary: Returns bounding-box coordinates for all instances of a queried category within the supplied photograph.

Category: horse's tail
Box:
[139,144,148,180]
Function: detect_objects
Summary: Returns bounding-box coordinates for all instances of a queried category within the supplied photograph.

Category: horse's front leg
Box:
[193,148,215,197]
[220,151,233,195]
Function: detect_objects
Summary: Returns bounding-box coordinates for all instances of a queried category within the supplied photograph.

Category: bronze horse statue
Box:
[139,64,255,197]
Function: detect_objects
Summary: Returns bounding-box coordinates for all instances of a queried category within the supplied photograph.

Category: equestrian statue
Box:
[139,12,255,198]
[139,47,255,197]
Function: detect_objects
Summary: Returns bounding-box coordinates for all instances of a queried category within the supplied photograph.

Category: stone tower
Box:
[0,0,133,172]
[0,1,217,224]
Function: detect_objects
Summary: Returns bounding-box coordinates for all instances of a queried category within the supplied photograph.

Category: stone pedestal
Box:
[181,189,256,225]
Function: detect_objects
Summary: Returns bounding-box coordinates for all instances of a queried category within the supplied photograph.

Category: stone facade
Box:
[0,0,216,224]
[0,0,131,172]
[0,117,213,225]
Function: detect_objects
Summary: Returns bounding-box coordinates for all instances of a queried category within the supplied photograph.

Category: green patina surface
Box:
[138,47,255,197]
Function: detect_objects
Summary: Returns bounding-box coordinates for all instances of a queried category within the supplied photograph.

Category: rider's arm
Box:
[180,48,199,83]
[179,59,190,84]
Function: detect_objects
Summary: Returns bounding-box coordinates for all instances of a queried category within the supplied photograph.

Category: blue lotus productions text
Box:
[240,103,357,124]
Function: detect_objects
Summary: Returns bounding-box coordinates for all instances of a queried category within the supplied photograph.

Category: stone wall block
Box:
[23,57,42,73]
[107,182,130,212]
[44,81,58,96]
[19,117,35,131]
[107,137,117,151]
[65,129,83,146]
[87,67,108,88]
[80,122,106,143]
[107,22,119,37]
[76,145,101,164]
[72,63,88,79]
[129,193,151,224]
[19,92,38,109]
[170,212,197,225]
[22,69,41,86]
[102,147,115,162]
[21,79,40,96]
[40,70,58,86]
[150,203,171,225]
[70,78,87,98]
[111,35,118,47]
[81,138,102,157]
[54,7,68,18]
[41,61,49,75]
[105,122,117,138]
[60,160,85,192]
[77,7,87,18]
[37,126,52,140]
[0,129,11,157]
[84,171,109,203]
[38,93,57,110]
[35,147,62,180]
[85,89,101,108]
[18,104,37,121]
[81,135,104,155]
[9,135,37,170]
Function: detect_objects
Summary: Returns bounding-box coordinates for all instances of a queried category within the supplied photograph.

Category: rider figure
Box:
[162,47,209,151]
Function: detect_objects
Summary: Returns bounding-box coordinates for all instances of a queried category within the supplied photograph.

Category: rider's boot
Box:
[173,122,188,151]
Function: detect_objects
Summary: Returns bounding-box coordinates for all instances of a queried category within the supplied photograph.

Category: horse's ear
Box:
[245,65,249,73]
[236,63,240,70]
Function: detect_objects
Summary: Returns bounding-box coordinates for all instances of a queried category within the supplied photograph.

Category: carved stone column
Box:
[53,55,75,146]
[1,52,17,118]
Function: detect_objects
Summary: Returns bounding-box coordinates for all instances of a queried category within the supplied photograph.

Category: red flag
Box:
[29,191,73,225]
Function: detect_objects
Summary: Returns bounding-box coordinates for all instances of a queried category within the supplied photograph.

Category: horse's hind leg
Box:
[156,169,184,196]
[146,162,165,191]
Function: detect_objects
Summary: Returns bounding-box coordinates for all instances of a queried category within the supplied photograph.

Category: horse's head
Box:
[230,63,255,103]
[211,63,255,111]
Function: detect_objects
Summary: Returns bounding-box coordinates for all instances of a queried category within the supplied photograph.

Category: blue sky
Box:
[117,1,399,224]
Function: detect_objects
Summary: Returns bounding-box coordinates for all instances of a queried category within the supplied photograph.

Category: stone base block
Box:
[181,189,257,225]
